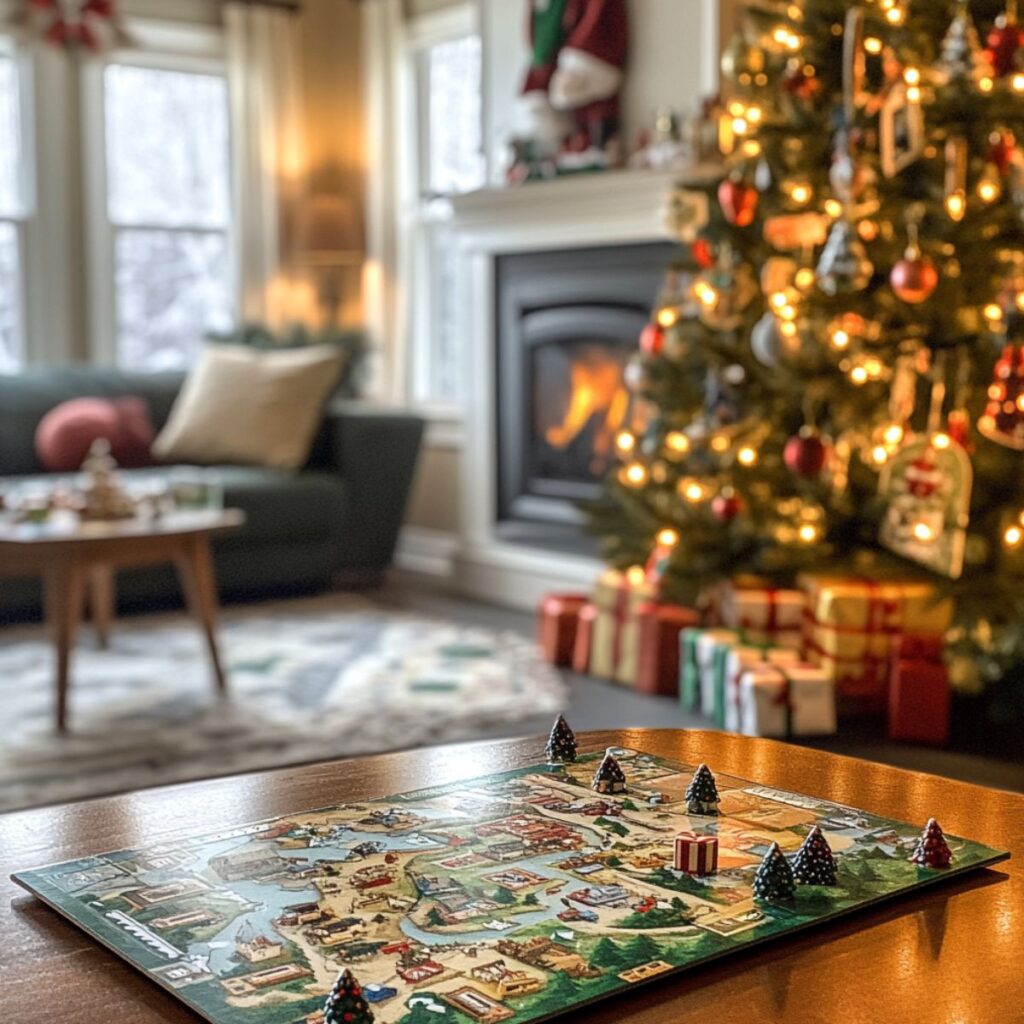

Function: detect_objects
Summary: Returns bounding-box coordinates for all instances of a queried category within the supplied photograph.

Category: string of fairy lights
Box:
[609,0,1024,571]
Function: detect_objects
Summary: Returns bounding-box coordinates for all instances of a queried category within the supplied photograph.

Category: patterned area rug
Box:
[0,596,566,813]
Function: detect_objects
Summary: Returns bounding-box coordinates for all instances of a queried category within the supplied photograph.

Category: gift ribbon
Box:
[738,586,780,633]
[611,577,632,674]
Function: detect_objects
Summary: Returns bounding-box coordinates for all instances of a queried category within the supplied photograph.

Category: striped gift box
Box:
[674,832,719,876]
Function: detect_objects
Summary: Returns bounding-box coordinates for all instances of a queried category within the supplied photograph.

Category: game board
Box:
[13,749,1008,1024]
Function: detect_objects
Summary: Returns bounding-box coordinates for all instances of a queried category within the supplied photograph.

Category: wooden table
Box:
[0,510,245,732]
[0,730,1019,1022]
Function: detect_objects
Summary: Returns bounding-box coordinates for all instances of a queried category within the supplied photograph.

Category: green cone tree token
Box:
[546,714,578,764]
[792,825,837,886]
[324,968,375,1024]
[753,842,796,901]
[910,818,953,869]
[685,764,721,815]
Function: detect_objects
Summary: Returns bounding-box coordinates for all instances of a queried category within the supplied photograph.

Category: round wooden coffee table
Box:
[0,509,245,732]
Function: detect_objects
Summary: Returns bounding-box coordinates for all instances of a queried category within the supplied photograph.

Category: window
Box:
[405,8,485,408]
[0,51,28,371]
[102,64,232,371]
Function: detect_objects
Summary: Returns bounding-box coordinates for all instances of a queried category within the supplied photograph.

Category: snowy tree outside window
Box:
[0,54,26,372]
[104,65,233,371]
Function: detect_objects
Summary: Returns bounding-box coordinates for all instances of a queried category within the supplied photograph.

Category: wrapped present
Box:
[538,594,588,667]
[591,568,656,684]
[572,602,597,674]
[674,832,719,876]
[739,662,837,738]
[696,630,740,718]
[722,645,802,733]
[720,580,806,634]
[679,628,704,710]
[804,621,892,660]
[734,627,804,651]
[635,602,700,696]
[888,634,950,745]
[805,650,891,715]
[800,574,953,633]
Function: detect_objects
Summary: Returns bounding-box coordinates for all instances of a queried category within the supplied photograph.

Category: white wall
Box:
[481,0,721,183]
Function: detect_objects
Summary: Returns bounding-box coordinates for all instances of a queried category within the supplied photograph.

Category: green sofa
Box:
[0,366,424,619]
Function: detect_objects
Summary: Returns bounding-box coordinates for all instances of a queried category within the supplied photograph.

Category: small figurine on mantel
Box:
[591,749,626,794]
[685,764,721,816]
[79,438,136,522]
[546,714,578,764]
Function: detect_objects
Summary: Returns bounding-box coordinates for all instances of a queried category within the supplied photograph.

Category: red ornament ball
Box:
[711,490,743,523]
[639,323,665,356]
[890,254,939,304]
[784,429,829,478]
[692,238,715,269]
[985,16,1024,77]
[718,178,759,228]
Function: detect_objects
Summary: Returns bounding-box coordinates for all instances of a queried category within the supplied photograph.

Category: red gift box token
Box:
[635,602,700,696]
[674,832,718,876]
[538,593,588,667]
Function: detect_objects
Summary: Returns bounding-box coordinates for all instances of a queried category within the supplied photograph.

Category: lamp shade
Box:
[296,193,363,264]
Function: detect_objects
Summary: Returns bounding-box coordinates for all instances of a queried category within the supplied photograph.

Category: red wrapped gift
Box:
[635,602,700,696]
[538,593,588,667]
[674,832,718,876]
[888,634,950,745]
[572,602,597,674]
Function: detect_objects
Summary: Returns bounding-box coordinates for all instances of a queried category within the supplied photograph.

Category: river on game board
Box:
[186,815,610,972]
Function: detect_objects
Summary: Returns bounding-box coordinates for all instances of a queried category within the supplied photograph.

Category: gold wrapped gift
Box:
[591,568,656,685]
[799,574,953,634]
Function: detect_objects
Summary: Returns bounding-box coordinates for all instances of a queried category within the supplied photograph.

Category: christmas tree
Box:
[592,749,627,793]
[546,714,578,763]
[586,0,1024,708]
[685,763,722,815]
[910,817,954,867]
[753,841,797,900]
[792,824,838,885]
[324,969,375,1024]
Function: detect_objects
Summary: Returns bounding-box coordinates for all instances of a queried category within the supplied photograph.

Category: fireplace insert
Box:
[495,241,677,552]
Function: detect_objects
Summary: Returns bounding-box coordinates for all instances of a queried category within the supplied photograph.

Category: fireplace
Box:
[495,241,677,551]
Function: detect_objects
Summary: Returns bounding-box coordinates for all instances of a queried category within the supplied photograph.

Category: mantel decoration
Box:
[12,0,127,50]
[583,0,1024,715]
[509,0,629,183]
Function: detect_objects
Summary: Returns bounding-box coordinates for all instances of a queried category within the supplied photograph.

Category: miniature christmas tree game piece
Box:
[592,749,627,794]
[792,825,837,886]
[546,714,578,764]
[910,818,953,869]
[324,968,375,1024]
[685,763,721,815]
[753,842,796,901]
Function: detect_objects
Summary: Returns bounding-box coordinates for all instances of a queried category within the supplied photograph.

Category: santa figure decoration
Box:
[516,0,628,178]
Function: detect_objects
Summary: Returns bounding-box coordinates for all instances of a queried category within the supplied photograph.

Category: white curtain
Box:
[225,1,308,328]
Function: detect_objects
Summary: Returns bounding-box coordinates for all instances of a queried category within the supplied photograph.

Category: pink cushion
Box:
[35,397,155,473]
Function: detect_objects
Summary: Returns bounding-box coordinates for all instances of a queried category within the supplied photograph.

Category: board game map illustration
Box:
[13,749,1008,1024]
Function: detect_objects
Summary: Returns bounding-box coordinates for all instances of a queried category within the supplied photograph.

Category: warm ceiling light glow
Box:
[737,446,758,466]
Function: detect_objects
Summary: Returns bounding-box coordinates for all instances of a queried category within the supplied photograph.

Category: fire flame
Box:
[545,356,630,472]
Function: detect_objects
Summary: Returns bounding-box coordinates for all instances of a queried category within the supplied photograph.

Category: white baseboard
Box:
[397,527,600,612]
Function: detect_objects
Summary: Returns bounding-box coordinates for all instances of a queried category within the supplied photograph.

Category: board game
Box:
[13,747,1008,1024]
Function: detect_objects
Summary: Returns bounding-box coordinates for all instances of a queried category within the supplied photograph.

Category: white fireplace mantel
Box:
[445,168,678,610]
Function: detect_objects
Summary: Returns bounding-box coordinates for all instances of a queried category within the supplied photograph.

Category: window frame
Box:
[81,43,234,370]
[399,2,483,418]
[0,38,36,371]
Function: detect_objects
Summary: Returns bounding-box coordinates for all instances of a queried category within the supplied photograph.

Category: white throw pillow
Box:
[153,345,344,471]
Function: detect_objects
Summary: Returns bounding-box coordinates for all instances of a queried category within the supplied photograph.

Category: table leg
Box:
[44,563,86,734]
[89,566,115,650]
[176,536,228,695]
